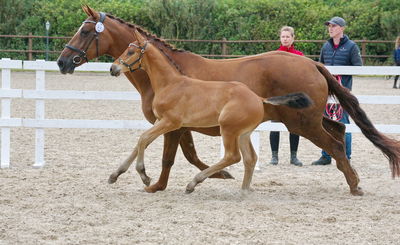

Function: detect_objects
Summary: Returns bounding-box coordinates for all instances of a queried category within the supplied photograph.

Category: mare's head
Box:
[110,30,148,77]
[57,5,114,74]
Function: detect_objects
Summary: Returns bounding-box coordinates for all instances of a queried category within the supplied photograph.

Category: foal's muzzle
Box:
[110,64,121,77]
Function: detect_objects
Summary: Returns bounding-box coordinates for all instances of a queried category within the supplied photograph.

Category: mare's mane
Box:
[105,14,188,74]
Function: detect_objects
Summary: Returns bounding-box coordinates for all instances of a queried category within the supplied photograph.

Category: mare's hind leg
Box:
[239,132,257,191]
[186,132,241,193]
[179,130,234,179]
[322,117,346,142]
[302,123,363,196]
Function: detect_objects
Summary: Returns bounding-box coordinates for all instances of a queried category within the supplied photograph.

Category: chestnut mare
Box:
[57,6,400,196]
[109,32,311,192]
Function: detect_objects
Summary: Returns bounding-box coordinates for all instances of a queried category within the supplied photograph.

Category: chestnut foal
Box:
[109,30,311,193]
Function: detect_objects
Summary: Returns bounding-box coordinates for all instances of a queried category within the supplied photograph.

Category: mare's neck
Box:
[142,45,182,93]
[105,18,151,95]
[148,38,207,77]
[106,18,136,58]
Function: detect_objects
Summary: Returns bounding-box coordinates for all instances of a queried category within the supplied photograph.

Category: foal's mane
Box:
[105,14,188,75]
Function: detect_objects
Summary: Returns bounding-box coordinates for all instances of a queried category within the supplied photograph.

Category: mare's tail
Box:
[315,62,400,178]
[263,92,313,109]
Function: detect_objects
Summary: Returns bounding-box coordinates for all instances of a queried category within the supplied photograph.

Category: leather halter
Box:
[118,42,148,72]
[65,12,106,65]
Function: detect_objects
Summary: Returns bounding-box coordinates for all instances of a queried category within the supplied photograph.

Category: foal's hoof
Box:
[350,187,364,196]
[108,173,118,184]
[142,177,152,187]
[185,188,194,194]
[185,182,196,194]
[210,170,235,179]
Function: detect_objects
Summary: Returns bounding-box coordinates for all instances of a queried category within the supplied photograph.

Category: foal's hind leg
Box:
[302,124,363,196]
[179,130,234,179]
[239,132,257,191]
[186,133,241,193]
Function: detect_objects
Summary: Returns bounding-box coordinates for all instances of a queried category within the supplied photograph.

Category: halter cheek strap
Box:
[65,12,106,65]
[119,42,148,72]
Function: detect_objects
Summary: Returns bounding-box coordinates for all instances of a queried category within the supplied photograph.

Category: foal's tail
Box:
[263,92,313,109]
[316,62,400,178]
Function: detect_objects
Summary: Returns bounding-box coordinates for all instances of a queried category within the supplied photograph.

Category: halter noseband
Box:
[119,42,148,72]
[65,12,106,65]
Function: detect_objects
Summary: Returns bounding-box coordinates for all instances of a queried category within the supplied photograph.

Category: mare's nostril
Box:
[57,59,64,69]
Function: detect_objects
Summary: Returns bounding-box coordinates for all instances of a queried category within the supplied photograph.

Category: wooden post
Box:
[28,32,33,60]
[361,41,366,64]
[221,37,227,56]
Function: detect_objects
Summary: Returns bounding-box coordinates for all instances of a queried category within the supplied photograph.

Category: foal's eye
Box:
[127,48,136,56]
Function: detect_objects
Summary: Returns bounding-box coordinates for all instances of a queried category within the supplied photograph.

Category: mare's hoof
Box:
[350,187,364,196]
[108,173,118,184]
[144,183,165,193]
[210,170,235,179]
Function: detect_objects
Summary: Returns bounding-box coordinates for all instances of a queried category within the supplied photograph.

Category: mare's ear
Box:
[133,28,146,46]
[82,5,100,20]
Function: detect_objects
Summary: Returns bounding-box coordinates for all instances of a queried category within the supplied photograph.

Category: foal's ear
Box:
[82,5,100,20]
[133,28,146,46]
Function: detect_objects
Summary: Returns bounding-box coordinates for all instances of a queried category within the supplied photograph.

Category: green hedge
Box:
[1,0,399,63]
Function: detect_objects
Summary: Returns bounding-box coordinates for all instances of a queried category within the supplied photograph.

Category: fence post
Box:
[1,58,12,168]
[361,41,366,64]
[28,33,33,61]
[33,60,46,168]
[221,37,227,56]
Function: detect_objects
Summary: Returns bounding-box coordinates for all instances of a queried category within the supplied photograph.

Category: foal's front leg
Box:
[108,146,139,184]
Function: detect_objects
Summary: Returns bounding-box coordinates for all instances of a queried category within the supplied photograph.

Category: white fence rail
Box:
[1,58,400,168]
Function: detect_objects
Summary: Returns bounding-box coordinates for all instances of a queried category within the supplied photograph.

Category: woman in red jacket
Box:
[269,26,304,167]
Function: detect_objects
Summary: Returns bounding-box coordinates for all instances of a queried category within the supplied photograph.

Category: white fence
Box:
[1,58,400,168]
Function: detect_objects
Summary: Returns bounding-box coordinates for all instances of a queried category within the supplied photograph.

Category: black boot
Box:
[290,151,303,166]
[311,156,331,165]
[269,151,278,165]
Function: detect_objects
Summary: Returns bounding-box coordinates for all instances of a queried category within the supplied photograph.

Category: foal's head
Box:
[110,29,148,76]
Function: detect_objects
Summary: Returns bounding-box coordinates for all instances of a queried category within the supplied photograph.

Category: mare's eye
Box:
[81,29,90,37]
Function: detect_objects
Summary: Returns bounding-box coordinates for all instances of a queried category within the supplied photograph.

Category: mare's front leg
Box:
[136,119,180,188]
[144,129,183,193]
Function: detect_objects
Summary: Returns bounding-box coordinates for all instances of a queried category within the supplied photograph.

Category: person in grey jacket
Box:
[312,16,363,165]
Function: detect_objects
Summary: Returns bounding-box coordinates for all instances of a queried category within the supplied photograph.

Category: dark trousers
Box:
[269,132,299,152]
[322,111,351,160]
[394,62,400,87]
